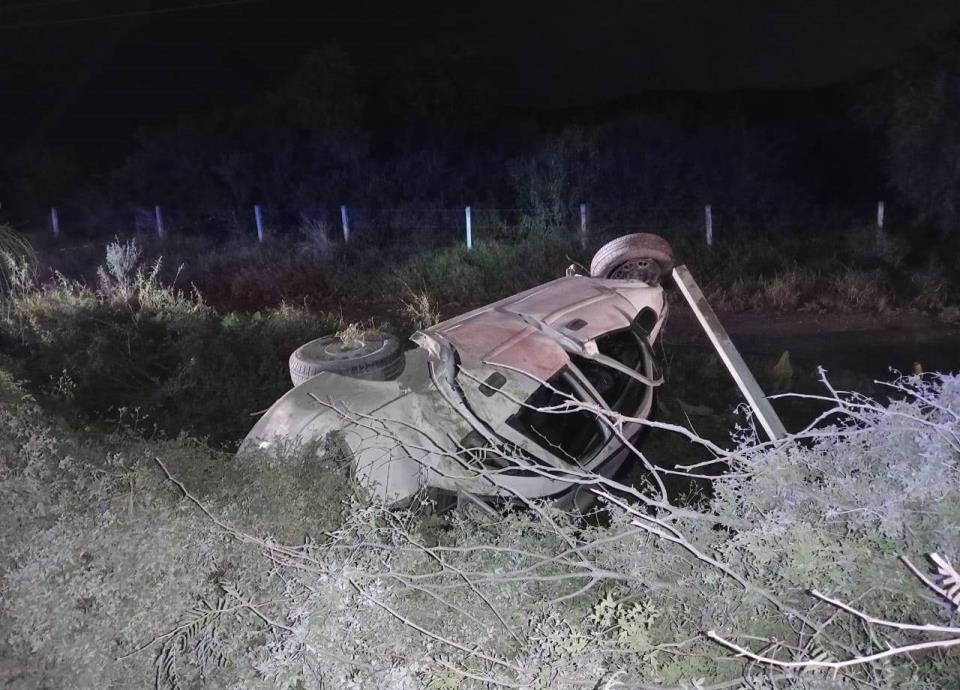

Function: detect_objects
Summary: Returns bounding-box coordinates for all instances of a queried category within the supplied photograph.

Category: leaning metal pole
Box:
[672,265,787,442]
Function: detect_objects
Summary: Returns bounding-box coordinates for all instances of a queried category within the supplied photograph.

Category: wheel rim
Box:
[609,257,662,282]
[320,337,386,360]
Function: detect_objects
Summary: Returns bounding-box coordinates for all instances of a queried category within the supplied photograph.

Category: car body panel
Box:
[240,275,668,506]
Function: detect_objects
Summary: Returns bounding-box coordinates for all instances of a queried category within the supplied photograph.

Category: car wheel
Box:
[548,448,631,514]
[552,482,601,514]
[288,332,403,386]
[589,233,675,284]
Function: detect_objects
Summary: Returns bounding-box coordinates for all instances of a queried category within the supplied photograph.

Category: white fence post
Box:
[875,200,885,249]
[465,206,473,250]
[340,205,350,242]
[50,207,60,239]
[254,205,264,243]
[154,205,165,238]
[705,204,713,247]
[579,202,589,248]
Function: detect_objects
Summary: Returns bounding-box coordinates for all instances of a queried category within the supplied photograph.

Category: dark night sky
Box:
[1,0,959,161]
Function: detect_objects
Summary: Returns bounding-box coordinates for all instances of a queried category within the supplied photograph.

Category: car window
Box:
[505,370,606,463]
[572,329,646,415]
[505,328,652,465]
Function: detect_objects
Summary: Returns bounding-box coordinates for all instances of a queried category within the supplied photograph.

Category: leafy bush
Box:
[26,221,960,326]
[0,369,353,689]
[0,222,36,293]
[390,233,581,308]
[2,362,958,688]
[296,215,334,257]
[0,240,339,442]
[1,234,959,689]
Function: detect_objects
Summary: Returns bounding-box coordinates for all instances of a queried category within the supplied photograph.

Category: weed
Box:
[297,214,333,257]
[400,285,441,329]
[99,236,142,290]
[910,262,951,311]
[0,224,36,294]
[756,266,809,310]
[336,321,367,346]
[941,305,960,324]
[3,371,958,688]
[1,252,36,298]
[22,222,960,322]
[832,268,894,312]
[1,227,959,689]
[0,241,339,443]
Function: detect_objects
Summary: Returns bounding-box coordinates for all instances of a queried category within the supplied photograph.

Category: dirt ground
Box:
[635,308,960,479]
[665,309,960,378]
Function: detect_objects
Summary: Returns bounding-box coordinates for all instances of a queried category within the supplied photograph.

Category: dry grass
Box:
[400,286,441,329]
[335,322,367,347]
[755,266,808,310]
[18,224,960,327]
[831,269,894,313]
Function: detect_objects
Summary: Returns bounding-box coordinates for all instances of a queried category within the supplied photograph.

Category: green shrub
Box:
[0,222,36,293]
[0,240,339,443]
[24,223,960,326]
[3,369,957,688]
[391,233,580,308]
[1,231,959,688]
[0,370,353,689]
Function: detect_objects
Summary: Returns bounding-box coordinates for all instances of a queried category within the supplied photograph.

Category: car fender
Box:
[239,350,454,505]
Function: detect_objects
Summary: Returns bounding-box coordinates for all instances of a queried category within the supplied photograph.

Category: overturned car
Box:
[241,234,676,509]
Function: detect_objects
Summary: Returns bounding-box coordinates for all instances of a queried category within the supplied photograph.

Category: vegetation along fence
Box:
[28,200,891,250]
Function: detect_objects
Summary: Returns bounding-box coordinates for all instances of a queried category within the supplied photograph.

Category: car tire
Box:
[552,482,600,514]
[288,332,403,386]
[589,233,675,284]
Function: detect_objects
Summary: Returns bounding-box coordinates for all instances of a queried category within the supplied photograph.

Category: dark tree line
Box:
[3,28,960,237]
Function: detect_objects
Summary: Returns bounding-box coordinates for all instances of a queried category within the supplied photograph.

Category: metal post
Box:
[154,205,165,238]
[579,202,589,249]
[254,205,264,243]
[465,206,472,250]
[705,204,713,247]
[50,207,60,239]
[672,264,787,441]
[340,204,350,242]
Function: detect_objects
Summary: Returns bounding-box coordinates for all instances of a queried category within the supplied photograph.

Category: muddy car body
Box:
[242,235,673,507]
